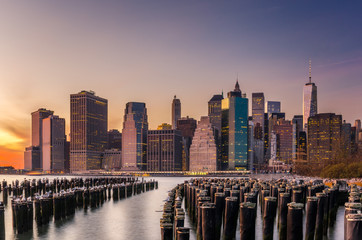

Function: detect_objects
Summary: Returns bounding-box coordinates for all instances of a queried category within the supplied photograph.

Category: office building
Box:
[30,108,54,169]
[307,113,342,167]
[248,121,255,170]
[107,129,122,150]
[189,116,217,172]
[70,91,108,171]
[24,146,41,171]
[42,115,66,172]
[272,119,294,165]
[122,102,148,170]
[176,116,197,171]
[221,81,249,170]
[172,96,181,129]
[252,93,265,166]
[147,128,183,171]
[102,149,122,170]
[267,101,281,117]
[208,94,224,136]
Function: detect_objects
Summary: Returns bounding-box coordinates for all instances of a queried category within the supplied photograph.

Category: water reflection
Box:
[0,175,346,240]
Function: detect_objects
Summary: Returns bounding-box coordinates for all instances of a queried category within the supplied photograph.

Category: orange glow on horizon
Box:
[0,149,23,169]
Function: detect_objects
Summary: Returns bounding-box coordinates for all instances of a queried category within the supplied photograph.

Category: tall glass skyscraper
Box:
[303,61,317,131]
[122,102,148,170]
[70,91,108,171]
[221,81,249,170]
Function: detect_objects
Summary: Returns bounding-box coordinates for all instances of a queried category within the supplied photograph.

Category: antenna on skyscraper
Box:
[309,59,312,83]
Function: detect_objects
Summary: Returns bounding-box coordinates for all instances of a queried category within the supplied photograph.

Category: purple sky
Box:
[0,0,361,167]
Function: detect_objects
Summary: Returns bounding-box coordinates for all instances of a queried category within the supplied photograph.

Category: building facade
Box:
[307,113,342,167]
[24,146,41,171]
[221,81,249,170]
[189,116,217,172]
[70,91,108,171]
[267,101,281,117]
[208,94,224,137]
[30,108,54,169]
[122,102,148,170]
[102,149,122,170]
[147,129,183,171]
[176,116,197,171]
[42,115,66,172]
[252,93,265,167]
[172,96,181,129]
[107,129,122,150]
[272,119,293,165]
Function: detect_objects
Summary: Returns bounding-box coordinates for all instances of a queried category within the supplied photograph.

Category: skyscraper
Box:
[221,81,249,170]
[307,113,342,167]
[303,60,318,131]
[355,119,361,142]
[292,115,304,161]
[31,108,54,169]
[42,115,66,172]
[272,119,293,165]
[176,116,197,171]
[24,146,40,171]
[208,94,224,136]
[252,93,265,167]
[147,128,183,171]
[189,116,218,172]
[172,96,181,129]
[122,102,148,170]
[267,101,281,117]
[70,91,108,172]
[107,129,122,150]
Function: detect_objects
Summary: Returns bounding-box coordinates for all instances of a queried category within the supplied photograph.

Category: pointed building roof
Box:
[234,80,241,92]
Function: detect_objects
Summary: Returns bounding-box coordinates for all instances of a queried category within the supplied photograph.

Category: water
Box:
[0,175,345,240]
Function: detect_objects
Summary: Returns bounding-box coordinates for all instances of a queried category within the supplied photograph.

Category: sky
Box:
[1,0,362,169]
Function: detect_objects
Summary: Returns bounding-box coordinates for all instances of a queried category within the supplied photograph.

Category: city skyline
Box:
[1,1,362,168]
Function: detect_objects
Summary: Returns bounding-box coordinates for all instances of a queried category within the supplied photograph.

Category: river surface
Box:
[0,174,344,240]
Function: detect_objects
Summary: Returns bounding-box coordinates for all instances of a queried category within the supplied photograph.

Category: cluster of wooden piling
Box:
[2,177,158,236]
[160,184,190,240]
[172,177,359,240]
[344,184,362,240]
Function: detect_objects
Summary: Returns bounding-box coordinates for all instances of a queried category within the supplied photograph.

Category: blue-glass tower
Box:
[221,81,249,170]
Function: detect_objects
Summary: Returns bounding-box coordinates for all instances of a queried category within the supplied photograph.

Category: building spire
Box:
[234,80,240,92]
[309,59,312,84]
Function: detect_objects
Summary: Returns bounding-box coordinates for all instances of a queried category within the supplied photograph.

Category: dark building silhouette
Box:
[64,140,70,173]
[70,91,108,171]
[267,101,281,117]
[177,116,197,171]
[208,94,223,136]
[172,96,181,129]
[107,129,122,150]
[147,127,183,171]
